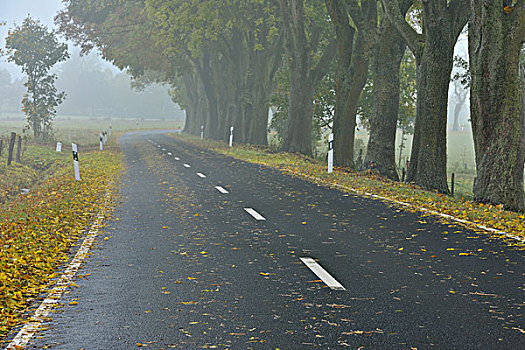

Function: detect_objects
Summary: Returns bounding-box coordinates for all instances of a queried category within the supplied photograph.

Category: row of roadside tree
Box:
[55,1,525,211]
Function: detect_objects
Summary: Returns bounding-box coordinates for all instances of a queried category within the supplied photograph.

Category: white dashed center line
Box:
[167,152,172,156]
[196,173,206,178]
[300,257,345,291]
[162,148,166,151]
[244,208,266,221]
[183,164,191,168]
[215,186,229,194]
[174,157,180,161]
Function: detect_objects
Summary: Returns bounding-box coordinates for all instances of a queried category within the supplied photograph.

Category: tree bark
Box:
[363,1,412,180]
[193,51,219,140]
[326,0,355,167]
[382,0,470,194]
[284,62,316,154]
[326,0,377,168]
[280,0,335,156]
[407,35,453,193]
[469,0,525,211]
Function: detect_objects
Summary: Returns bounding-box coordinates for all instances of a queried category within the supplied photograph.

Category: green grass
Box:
[0,114,183,147]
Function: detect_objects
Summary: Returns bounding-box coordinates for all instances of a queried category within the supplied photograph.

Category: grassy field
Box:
[0,114,183,147]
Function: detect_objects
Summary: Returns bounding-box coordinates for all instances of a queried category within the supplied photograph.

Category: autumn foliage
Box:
[0,148,121,339]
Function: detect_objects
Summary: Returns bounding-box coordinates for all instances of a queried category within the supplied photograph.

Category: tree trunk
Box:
[363,14,406,180]
[452,101,461,131]
[280,0,335,156]
[406,39,452,193]
[327,0,376,168]
[283,61,315,154]
[194,52,219,140]
[469,0,525,211]
[326,0,355,167]
[382,0,469,194]
[248,94,269,145]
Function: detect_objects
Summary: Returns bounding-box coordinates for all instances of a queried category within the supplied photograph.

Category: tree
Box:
[450,79,468,131]
[362,0,413,179]
[325,0,377,168]
[270,63,335,149]
[382,0,470,194]
[469,0,525,211]
[4,17,69,141]
[450,55,469,131]
[279,0,336,156]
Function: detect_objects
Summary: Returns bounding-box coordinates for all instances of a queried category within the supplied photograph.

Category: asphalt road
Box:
[20,130,525,349]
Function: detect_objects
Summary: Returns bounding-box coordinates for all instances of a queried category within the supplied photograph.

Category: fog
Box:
[0,0,182,120]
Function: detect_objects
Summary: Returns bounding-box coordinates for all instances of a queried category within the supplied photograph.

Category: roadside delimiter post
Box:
[72,143,81,181]
[327,133,334,173]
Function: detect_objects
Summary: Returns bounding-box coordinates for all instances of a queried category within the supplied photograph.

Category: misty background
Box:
[0,0,184,120]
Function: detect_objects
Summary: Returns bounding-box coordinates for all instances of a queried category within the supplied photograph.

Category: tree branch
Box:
[448,0,470,39]
[380,0,424,54]
[310,37,336,85]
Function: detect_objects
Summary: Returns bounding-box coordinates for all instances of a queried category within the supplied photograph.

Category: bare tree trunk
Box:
[363,2,411,180]
[283,62,316,154]
[326,0,376,168]
[280,0,335,156]
[469,0,525,211]
[382,0,469,194]
[407,38,452,193]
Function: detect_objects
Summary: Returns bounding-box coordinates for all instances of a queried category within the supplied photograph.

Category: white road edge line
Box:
[196,173,206,178]
[244,208,266,221]
[183,164,191,168]
[300,257,345,291]
[162,148,166,151]
[5,189,113,350]
[157,145,161,148]
[216,186,229,194]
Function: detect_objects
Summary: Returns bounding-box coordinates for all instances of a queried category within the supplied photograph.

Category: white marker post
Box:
[229,126,234,148]
[56,142,62,152]
[72,143,80,181]
[103,130,107,144]
[201,125,204,140]
[109,124,112,136]
[327,133,334,173]
[99,134,104,151]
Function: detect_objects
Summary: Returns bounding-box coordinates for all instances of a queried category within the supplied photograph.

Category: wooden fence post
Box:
[7,132,16,166]
[16,136,22,163]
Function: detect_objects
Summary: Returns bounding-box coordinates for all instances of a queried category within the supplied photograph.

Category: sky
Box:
[0,0,117,77]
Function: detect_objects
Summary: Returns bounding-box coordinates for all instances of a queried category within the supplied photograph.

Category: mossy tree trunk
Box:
[469,0,525,211]
[325,0,377,169]
[279,0,336,156]
[382,0,470,194]
[193,50,219,140]
[363,0,413,180]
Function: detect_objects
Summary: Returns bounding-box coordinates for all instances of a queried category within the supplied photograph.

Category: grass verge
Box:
[0,144,122,340]
[171,133,525,245]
